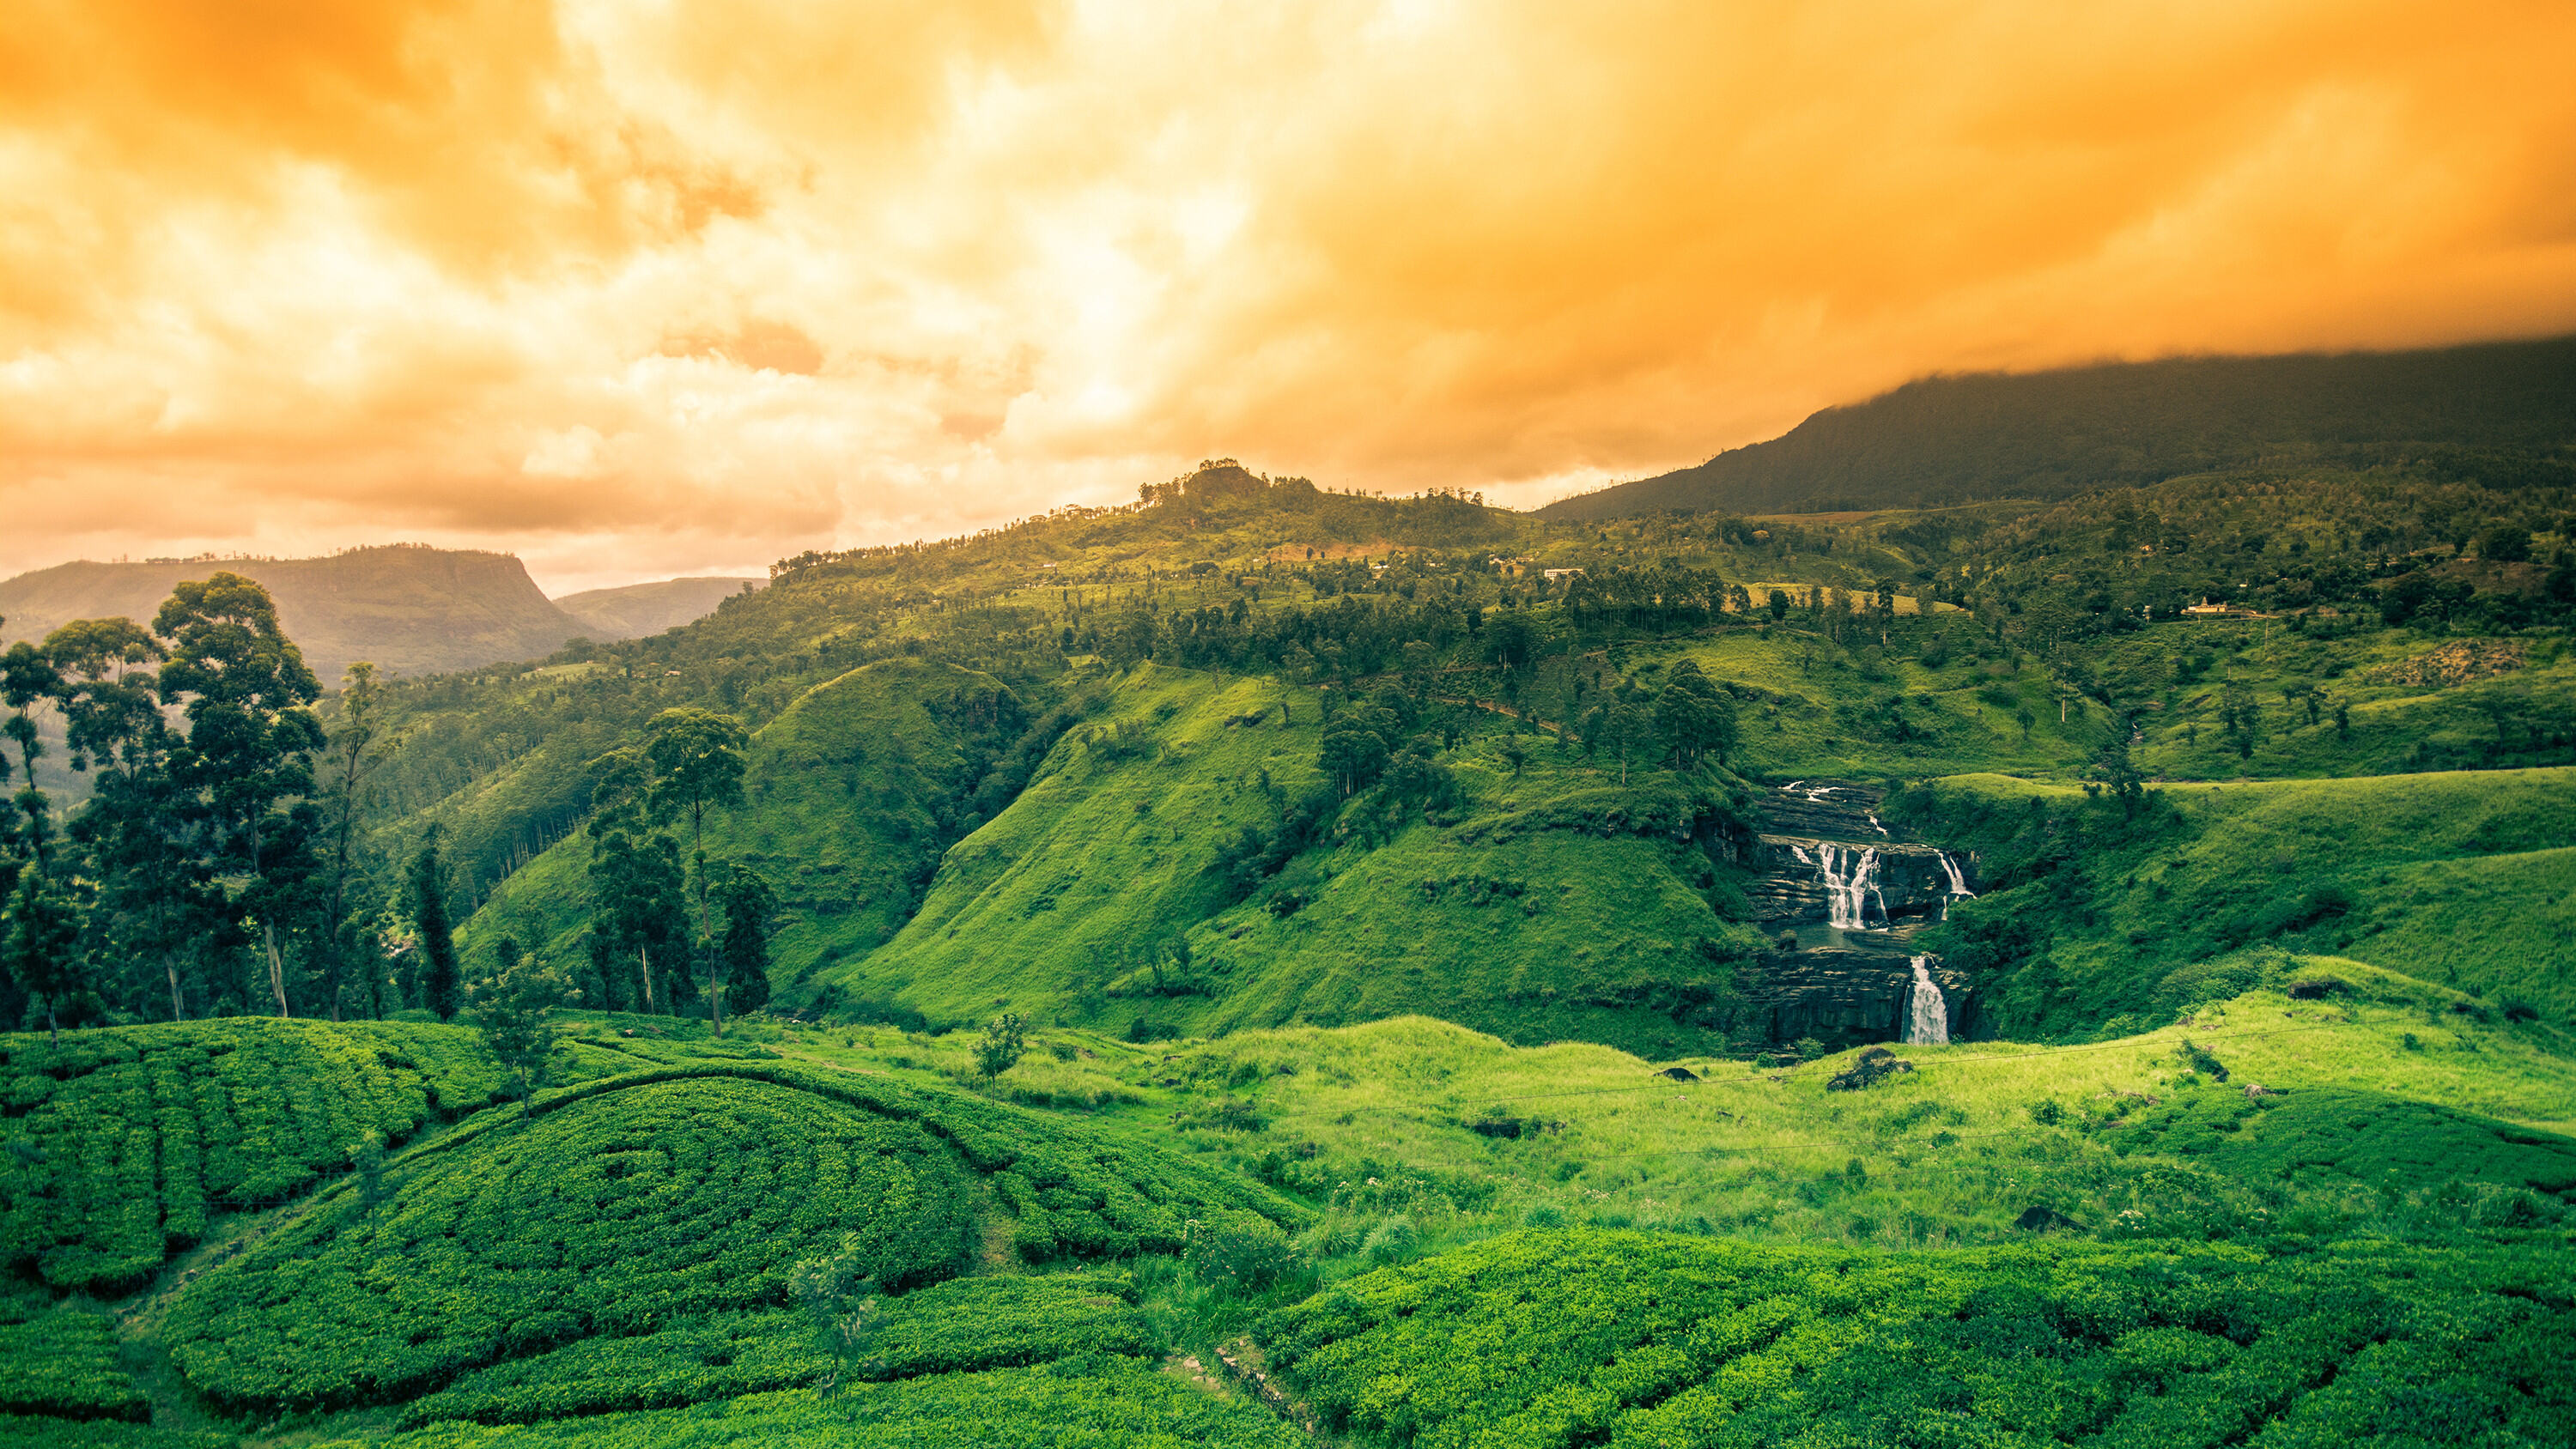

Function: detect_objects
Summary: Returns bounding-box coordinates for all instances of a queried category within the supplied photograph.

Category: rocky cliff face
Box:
[1735,780,1977,1046]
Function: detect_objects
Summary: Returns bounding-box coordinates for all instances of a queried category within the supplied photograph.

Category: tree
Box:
[1,639,64,866]
[467,939,572,1099]
[155,575,326,1016]
[1319,725,1389,797]
[714,864,776,1016]
[2087,739,2145,819]
[155,573,324,876]
[1656,660,1738,767]
[974,1012,1027,1080]
[645,708,747,1035]
[585,749,690,1016]
[2219,680,2263,761]
[408,834,462,1021]
[2014,706,2036,743]
[3,867,85,1042]
[791,1232,891,1396]
[1766,588,1789,622]
[318,663,388,1019]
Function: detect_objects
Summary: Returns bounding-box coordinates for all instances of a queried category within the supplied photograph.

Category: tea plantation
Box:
[0,1021,510,1294]
[1259,1228,2576,1446]
[158,1060,1300,1411]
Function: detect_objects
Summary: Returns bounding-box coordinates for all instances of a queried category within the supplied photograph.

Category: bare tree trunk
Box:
[167,957,185,1022]
[640,948,655,1014]
[264,921,292,1018]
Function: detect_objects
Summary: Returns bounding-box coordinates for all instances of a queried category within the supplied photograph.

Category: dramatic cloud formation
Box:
[6,0,2573,591]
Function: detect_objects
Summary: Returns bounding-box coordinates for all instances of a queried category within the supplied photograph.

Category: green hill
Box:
[1541,333,2576,521]
[1899,767,2576,1036]
[832,664,1765,1052]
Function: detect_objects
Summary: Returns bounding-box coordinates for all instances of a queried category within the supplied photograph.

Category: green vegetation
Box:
[374,1361,1303,1449]
[159,1061,1297,1411]
[1260,1228,2575,1446]
[1899,768,2576,1033]
[0,1021,508,1292]
[399,1275,1146,1425]
[834,664,1764,1053]
[0,1306,147,1421]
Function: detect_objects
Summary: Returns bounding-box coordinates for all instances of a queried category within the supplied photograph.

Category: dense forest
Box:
[3,402,2573,1445]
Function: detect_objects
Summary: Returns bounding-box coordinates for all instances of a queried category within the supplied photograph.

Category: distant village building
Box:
[1543,567,1584,581]
[2183,598,2259,619]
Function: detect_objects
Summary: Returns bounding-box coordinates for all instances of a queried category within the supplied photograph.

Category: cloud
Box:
[4,0,2573,591]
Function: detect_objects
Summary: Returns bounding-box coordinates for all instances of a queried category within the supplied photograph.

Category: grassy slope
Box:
[459,658,1002,978]
[2091,620,2576,780]
[1915,767,2576,1028]
[769,955,2574,1247]
[1649,627,2106,779]
[837,664,1767,1055]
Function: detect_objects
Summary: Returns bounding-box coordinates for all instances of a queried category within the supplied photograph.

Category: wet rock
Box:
[1656,1066,1701,1082]
[1826,1046,1913,1091]
[2014,1206,2084,1233]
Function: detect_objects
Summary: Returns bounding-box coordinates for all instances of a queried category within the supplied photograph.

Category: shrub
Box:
[1362,1216,1419,1264]
[1188,1217,1303,1294]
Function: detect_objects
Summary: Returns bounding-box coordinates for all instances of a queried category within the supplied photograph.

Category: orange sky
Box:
[5,1,2574,593]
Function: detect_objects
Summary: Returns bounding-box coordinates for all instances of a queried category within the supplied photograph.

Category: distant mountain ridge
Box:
[556,576,762,641]
[0,547,755,681]
[1540,333,2576,522]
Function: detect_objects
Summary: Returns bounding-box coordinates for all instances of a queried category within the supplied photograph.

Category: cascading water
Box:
[1815,843,1883,929]
[1937,852,1976,899]
[1905,955,1949,1045]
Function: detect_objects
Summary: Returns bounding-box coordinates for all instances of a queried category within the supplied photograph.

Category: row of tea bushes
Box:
[398,1274,1148,1425]
[0,1308,148,1422]
[166,1063,1304,1412]
[1258,1228,2576,1448]
[0,1425,233,1449]
[0,1021,511,1292]
[371,1358,1305,1449]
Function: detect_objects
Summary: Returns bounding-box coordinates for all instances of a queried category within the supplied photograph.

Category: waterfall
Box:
[1816,843,1882,929]
[1905,956,1949,1045]
[1938,852,1976,899]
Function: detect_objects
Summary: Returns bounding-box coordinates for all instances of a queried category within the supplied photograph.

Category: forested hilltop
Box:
[2,434,2573,1445]
[1542,332,2576,520]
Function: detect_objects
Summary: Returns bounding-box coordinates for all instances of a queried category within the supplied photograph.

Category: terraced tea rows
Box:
[0,1022,508,1292]
[161,1060,1303,1410]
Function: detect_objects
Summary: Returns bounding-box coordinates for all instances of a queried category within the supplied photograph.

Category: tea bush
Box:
[0,1021,509,1292]
[1259,1228,2576,1447]
[0,1308,148,1422]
